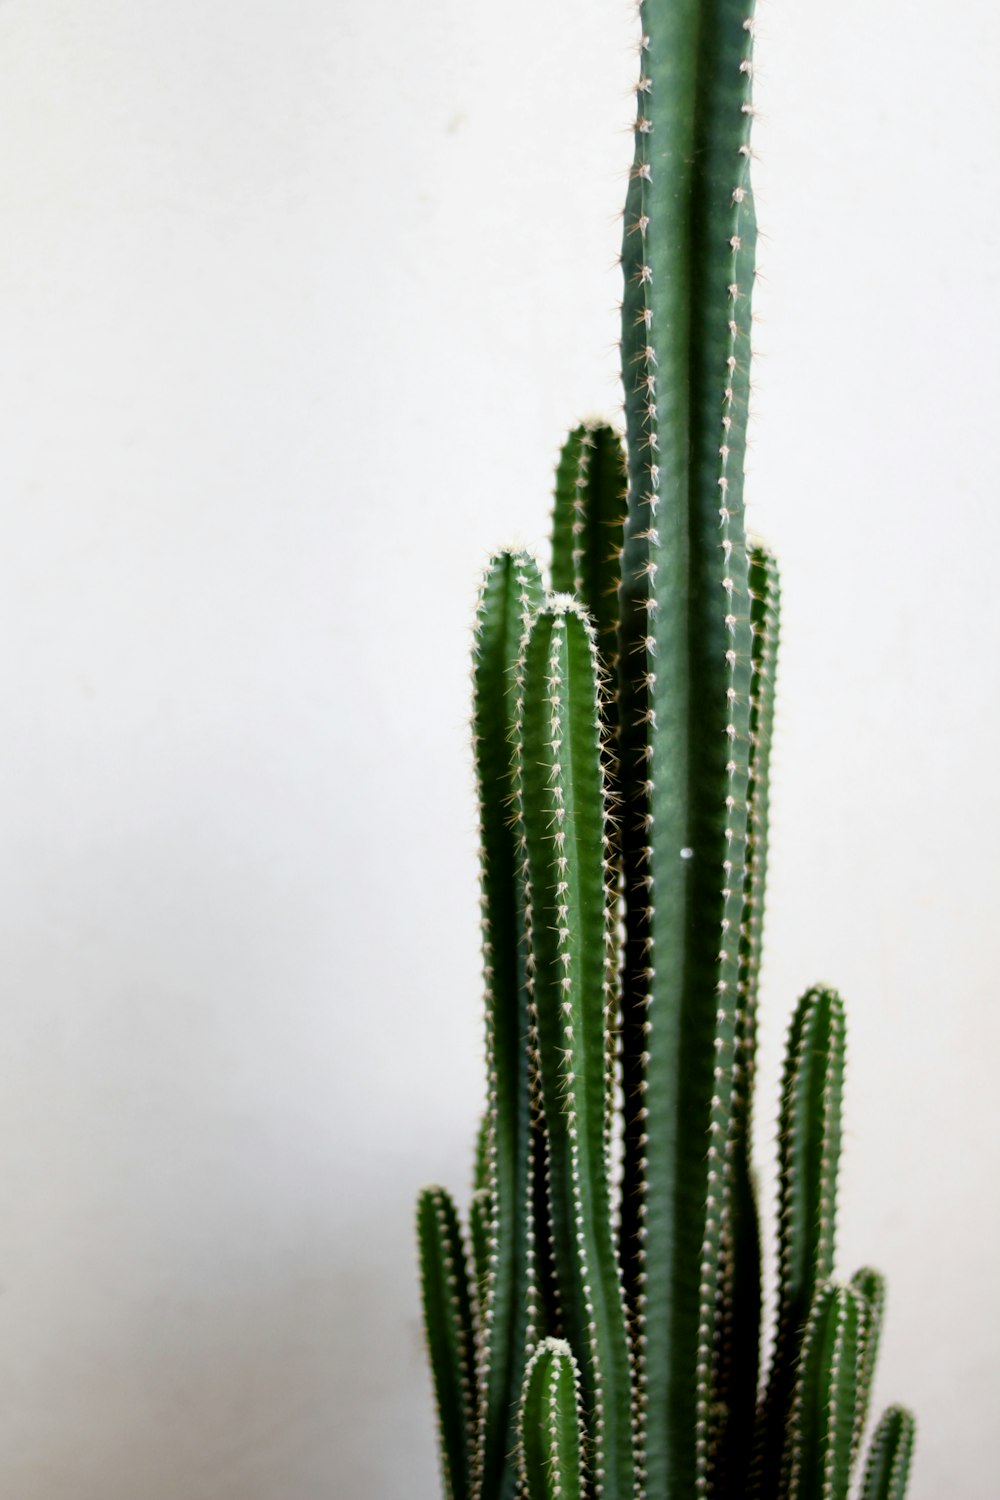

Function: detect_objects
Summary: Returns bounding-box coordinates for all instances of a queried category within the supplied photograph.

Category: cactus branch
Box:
[517,600,636,1500]
[418,1186,478,1500]
[519,1338,587,1500]
[784,1282,865,1500]
[551,421,627,668]
[850,1266,887,1466]
[712,541,780,1490]
[473,550,546,1500]
[753,986,847,1499]
[618,2,759,1491]
[859,1406,916,1500]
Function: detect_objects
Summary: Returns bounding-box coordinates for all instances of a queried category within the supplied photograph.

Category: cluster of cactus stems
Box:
[416,1,916,1498]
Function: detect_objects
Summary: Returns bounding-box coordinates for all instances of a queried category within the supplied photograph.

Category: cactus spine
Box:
[417,4,916,1499]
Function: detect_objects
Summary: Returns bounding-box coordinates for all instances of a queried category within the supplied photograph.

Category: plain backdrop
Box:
[0,1,997,1497]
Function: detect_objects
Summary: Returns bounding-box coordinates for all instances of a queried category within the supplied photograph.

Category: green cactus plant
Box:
[415,1,916,1497]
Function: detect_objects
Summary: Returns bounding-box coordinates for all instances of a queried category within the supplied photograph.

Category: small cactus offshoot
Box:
[416,2,915,1498]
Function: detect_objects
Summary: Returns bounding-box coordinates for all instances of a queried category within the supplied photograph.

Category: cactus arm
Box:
[517,600,636,1500]
[617,2,759,1492]
[859,1406,916,1500]
[753,986,847,1498]
[473,550,547,1500]
[549,422,629,1198]
[785,1283,865,1500]
[740,543,781,1017]
[518,1339,586,1500]
[417,1187,478,1500]
[850,1266,887,1464]
[550,421,628,668]
[711,542,779,1488]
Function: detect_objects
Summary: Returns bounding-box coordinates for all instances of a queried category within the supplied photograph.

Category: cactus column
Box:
[618,2,758,1495]
[416,3,917,1499]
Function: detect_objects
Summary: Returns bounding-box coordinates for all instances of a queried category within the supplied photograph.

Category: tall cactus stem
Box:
[516,599,636,1500]
[753,986,846,1499]
[550,421,628,672]
[739,542,781,1045]
[859,1406,916,1500]
[850,1266,887,1466]
[784,1282,865,1500]
[418,1187,479,1500]
[473,550,546,1500]
[618,1,759,1493]
[550,423,630,1184]
[711,541,780,1489]
[519,1338,587,1500]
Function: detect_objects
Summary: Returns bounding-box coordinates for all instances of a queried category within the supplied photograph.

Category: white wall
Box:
[0,1,996,1497]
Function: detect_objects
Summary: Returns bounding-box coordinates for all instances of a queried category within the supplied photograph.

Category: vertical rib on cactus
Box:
[516,600,635,1500]
[519,1339,587,1500]
[784,1283,865,1500]
[711,541,780,1491]
[859,1407,916,1500]
[474,1114,490,1195]
[618,2,758,1493]
[469,1187,492,1326]
[473,550,545,1500]
[418,1187,478,1500]
[753,987,846,1500]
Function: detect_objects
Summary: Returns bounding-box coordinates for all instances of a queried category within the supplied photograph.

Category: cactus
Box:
[416,2,916,1498]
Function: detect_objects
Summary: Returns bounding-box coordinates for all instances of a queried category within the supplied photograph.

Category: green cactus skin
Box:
[711,542,780,1493]
[516,600,636,1500]
[469,1187,492,1325]
[474,1114,491,1196]
[519,1339,587,1500]
[529,1105,562,1347]
[617,1,759,1492]
[418,1187,478,1500]
[472,550,546,1500]
[418,5,915,1498]
[850,1267,887,1466]
[549,428,629,1217]
[784,1283,865,1500]
[859,1407,916,1500]
[740,544,781,1028]
[753,987,846,1500]
[551,423,628,673]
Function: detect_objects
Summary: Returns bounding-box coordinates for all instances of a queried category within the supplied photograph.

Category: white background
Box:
[0,1,997,1497]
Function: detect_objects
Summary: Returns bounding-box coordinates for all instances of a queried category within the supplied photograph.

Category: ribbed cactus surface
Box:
[416,3,915,1499]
